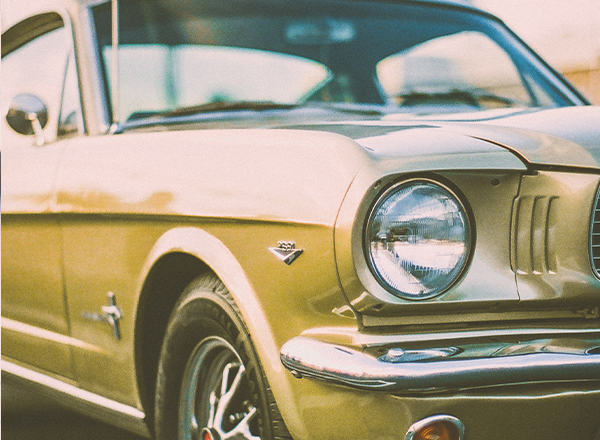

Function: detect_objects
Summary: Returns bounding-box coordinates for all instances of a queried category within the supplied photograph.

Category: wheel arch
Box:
[133,227,295,432]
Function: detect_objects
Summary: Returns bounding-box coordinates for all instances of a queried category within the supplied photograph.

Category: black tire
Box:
[154,273,292,440]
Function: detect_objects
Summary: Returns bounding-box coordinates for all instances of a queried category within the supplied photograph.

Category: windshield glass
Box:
[93,0,579,123]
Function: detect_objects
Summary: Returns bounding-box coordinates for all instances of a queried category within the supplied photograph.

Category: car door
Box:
[1,12,84,379]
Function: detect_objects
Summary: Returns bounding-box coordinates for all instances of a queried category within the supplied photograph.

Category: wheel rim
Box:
[179,336,261,440]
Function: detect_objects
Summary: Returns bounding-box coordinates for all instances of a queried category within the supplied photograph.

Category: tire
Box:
[154,273,292,440]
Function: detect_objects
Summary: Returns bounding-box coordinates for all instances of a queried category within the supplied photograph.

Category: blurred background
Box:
[474,0,600,104]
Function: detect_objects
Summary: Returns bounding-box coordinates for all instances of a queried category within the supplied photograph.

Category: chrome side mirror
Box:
[6,93,49,146]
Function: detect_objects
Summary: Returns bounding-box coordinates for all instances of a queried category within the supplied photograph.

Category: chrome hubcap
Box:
[180,337,260,440]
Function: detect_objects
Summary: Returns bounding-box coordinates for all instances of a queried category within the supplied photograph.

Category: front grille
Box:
[592,187,600,278]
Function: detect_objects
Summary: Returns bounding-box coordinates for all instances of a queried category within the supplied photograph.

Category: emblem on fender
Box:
[82,291,123,340]
[269,241,303,265]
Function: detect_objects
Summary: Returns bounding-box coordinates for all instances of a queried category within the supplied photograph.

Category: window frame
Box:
[1,10,86,146]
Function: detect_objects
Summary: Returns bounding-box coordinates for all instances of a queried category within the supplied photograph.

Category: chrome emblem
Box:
[82,291,123,340]
[269,241,303,265]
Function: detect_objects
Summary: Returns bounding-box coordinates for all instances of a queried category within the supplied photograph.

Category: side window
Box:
[1,17,82,149]
[58,53,84,137]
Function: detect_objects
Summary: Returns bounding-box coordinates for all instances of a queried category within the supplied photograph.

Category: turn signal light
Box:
[405,415,464,440]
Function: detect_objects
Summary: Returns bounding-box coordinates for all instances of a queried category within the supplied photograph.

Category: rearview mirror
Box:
[285,19,356,45]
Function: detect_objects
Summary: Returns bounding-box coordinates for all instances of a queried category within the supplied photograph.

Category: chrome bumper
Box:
[280,336,600,393]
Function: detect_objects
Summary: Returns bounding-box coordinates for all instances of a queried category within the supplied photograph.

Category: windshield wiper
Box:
[313,102,386,116]
[127,100,297,122]
[124,100,386,126]
[396,90,520,108]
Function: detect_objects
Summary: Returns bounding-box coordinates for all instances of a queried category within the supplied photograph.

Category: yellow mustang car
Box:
[2,0,599,439]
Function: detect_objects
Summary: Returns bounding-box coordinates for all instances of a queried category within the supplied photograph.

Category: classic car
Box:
[2,0,600,439]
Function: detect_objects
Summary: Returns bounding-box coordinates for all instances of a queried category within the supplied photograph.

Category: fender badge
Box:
[269,241,303,265]
[82,291,122,340]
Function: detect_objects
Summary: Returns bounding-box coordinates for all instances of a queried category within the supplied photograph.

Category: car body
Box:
[2,0,600,439]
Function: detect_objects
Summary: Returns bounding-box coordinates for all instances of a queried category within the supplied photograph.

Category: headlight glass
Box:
[365,180,471,300]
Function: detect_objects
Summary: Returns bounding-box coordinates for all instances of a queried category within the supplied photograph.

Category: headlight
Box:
[365,179,471,300]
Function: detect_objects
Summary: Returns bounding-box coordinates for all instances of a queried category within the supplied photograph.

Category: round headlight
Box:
[365,180,471,300]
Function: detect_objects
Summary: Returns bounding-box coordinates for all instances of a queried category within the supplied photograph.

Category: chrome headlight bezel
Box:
[363,178,473,301]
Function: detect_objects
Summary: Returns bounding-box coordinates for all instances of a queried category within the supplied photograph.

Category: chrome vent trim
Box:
[592,186,600,278]
[512,195,558,275]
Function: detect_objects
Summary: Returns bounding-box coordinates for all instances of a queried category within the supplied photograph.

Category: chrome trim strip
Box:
[280,337,600,393]
[405,415,465,440]
[300,325,600,346]
[80,5,111,134]
[58,8,86,137]
[2,360,149,437]
[110,0,120,127]
[1,317,104,352]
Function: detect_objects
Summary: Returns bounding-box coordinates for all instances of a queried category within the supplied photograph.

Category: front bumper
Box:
[280,330,600,393]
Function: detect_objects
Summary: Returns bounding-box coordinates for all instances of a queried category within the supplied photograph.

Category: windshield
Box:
[93,0,581,123]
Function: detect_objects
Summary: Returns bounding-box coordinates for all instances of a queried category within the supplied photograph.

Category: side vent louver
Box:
[512,196,558,275]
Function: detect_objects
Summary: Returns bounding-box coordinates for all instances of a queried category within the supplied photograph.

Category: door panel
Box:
[1,146,74,378]
[1,17,74,378]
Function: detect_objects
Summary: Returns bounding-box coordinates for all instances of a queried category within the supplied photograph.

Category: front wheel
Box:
[180,336,258,440]
[154,274,291,440]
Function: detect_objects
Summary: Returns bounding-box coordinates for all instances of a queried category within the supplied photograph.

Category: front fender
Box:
[137,226,325,439]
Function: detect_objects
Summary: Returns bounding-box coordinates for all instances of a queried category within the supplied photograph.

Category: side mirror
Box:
[6,93,49,146]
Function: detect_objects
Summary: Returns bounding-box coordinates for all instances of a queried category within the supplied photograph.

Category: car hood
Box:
[286,106,600,171]
[133,105,600,171]
[454,106,600,170]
